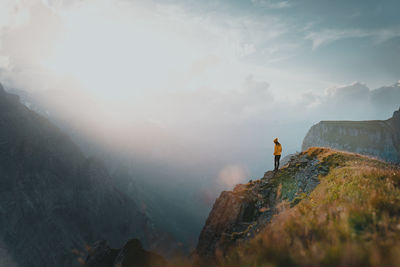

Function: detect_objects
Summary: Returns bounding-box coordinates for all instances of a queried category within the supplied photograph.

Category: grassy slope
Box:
[221,147,400,267]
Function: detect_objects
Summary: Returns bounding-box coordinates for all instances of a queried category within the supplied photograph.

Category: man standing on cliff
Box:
[273,138,282,171]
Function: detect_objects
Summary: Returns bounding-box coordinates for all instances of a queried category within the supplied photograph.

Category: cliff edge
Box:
[302,107,400,164]
[194,147,400,266]
[194,148,331,263]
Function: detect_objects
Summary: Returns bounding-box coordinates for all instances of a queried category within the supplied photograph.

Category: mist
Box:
[1,0,400,250]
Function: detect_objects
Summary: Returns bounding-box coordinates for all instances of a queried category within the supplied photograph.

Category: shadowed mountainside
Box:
[85,239,166,267]
[5,86,211,253]
[0,83,164,266]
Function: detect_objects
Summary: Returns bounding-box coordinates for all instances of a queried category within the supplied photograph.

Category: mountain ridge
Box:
[0,83,164,266]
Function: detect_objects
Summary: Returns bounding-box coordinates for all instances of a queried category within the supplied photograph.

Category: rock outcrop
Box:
[85,239,166,267]
[195,148,400,266]
[302,107,400,164]
[194,150,331,263]
[0,83,161,266]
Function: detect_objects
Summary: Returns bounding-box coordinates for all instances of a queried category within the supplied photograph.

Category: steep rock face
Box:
[0,84,159,266]
[195,150,330,262]
[196,148,400,266]
[302,107,400,164]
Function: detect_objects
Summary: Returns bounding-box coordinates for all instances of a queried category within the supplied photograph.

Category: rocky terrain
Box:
[194,147,400,266]
[302,107,400,164]
[0,83,164,266]
[195,148,330,263]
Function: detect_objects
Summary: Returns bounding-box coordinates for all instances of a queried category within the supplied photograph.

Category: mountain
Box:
[84,239,166,267]
[302,107,400,164]
[0,83,162,266]
[4,86,210,252]
[194,148,329,263]
[194,147,400,266]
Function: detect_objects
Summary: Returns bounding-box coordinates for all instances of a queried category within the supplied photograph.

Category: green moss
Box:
[230,223,256,241]
[269,166,301,202]
[290,192,307,207]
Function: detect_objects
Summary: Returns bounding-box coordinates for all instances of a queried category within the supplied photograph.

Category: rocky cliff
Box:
[302,107,400,164]
[195,148,400,266]
[194,149,330,263]
[0,83,161,266]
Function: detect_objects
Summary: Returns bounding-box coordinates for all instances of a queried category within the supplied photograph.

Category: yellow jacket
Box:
[274,143,282,155]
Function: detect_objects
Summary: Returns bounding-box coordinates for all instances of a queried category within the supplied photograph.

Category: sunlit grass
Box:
[218,148,400,267]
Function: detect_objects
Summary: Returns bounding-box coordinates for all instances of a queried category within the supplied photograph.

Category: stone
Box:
[194,150,331,263]
[302,107,400,164]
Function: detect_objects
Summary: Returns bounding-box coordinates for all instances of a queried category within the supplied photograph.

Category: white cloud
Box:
[296,81,400,121]
[0,56,9,69]
[0,1,33,29]
[306,28,400,49]
[305,29,367,49]
[325,81,369,99]
[0,0,300,97]
[251,0,292,9]
[239,43,256,57]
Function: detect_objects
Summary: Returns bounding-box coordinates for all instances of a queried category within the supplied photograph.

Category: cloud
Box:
[299,91,319,107]
[251,0,292,9]
[0,56,10,69]
[305,29,368,49]
[138,75,273,129]
[305,28,400,49]
[217,164,249,189]
[238,43,256,57]
[370,82,400,111]
[0,1,33,29]
[325,81,370,100]
[1,0,400,181]
[40,0,81,9]
[0,0,295,93]
[299,81,400,121]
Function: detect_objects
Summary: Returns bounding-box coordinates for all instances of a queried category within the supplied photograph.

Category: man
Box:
[273,138,282,171]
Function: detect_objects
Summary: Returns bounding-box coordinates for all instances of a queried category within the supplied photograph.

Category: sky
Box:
[1,0,400,248]
[1,0,399,97]
[1,0,400,186]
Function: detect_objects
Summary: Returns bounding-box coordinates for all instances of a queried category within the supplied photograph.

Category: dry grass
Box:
[166,148,400,267]
[220,148,400,267]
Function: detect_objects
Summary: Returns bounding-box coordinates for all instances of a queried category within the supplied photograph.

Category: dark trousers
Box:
[274,155,281,170]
